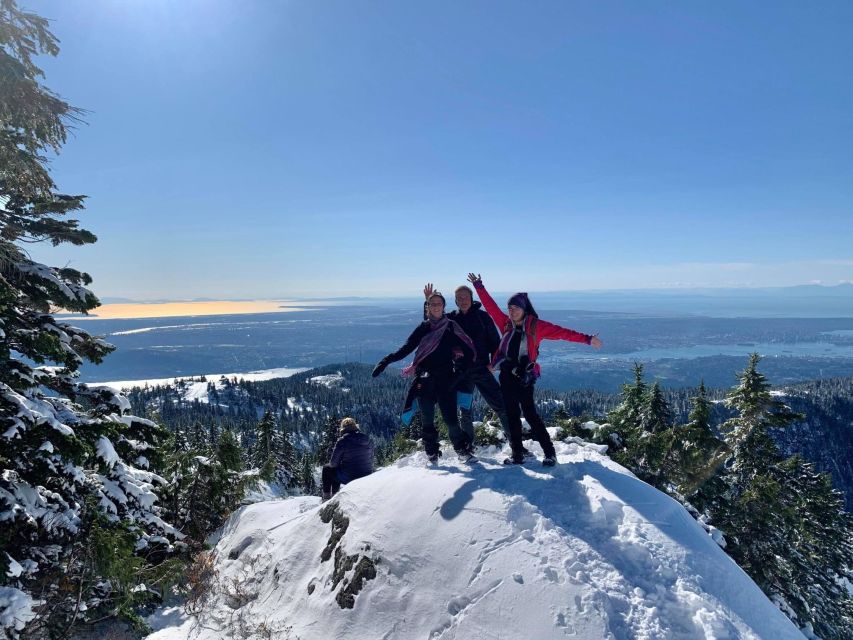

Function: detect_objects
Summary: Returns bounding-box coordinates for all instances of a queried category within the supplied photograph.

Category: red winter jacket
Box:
[474,282,592,371]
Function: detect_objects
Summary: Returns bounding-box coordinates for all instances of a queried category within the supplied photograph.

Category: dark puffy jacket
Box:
[421,301,499,367]
[448,302,500,366]
[329,431,374,483]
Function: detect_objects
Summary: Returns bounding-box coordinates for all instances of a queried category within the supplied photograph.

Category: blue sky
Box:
[28,0,853,299]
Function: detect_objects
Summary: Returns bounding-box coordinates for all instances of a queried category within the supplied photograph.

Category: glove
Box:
[372,358,389,378]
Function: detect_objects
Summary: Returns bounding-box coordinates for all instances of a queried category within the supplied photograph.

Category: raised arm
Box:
[468,273,508,330]
[421,283,434,320]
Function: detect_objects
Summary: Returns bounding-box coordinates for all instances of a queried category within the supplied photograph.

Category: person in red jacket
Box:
[467,273,602,466]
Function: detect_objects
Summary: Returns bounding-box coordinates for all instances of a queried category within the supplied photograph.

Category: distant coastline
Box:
[59,300,315,320]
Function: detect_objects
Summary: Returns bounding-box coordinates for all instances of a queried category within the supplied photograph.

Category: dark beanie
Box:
[507,292,530,312]
[507,292,538,318]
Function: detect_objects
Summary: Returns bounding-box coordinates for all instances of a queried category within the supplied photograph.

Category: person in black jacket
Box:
[372,292,476,463]
[322,417,374,501]
[423,283,512,446]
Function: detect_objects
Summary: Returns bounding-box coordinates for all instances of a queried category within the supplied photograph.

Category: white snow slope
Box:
[148,437,804,640]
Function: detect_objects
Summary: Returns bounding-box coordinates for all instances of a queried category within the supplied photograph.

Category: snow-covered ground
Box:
[91,367,307,397]
[309,372,346,388]
[147,436,804,640]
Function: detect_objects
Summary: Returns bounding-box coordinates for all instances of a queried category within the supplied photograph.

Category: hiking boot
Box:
[503,454,525,465]
[321,491,332,502]
[521,447,535,460]
[427,451,442,464]
[457,449,479,463]
[542,455,557,467]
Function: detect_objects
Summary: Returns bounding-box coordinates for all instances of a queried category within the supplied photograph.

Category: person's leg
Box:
[438,386,471,453]
[499,369,525,457]
[418,387,440,457]
[456,376,476,442]
[471,367,511,441]
[321,465,341,497]
[519,384,556,459]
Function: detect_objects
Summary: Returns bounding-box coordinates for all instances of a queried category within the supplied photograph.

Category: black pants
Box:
[322,465,341,495]
[458,366,510,442]
[499,368,555,459]
[418,378,471,456]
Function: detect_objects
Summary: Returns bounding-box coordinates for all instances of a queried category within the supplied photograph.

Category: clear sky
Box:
[27,0,853,299]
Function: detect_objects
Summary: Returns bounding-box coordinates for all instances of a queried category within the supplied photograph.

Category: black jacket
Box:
[448,302,500,366]
[384,320,475,378]
[422,301,499,366]
[329,431,374,482]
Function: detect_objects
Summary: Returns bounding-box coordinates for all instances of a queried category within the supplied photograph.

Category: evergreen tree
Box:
[298,452,318,495]
[687,380,711,432]
[318,414,341,464]
[188,420,208,452]
[608,362,646,430]
[253,411,277,480]
[671,381,726,495]
[0,3,179,635]
[161,427,195,534]
[606,362,646,455]
[703,354,853,637]
[639,382,673,434]
[279,419,299,487]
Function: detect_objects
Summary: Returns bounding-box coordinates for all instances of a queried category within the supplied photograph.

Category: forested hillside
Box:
[124,364,853,506]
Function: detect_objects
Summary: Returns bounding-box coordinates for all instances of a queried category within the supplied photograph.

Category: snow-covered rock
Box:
[147,439,803,640]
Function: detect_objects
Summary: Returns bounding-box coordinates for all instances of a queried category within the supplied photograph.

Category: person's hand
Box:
[590,335,603,350]
[372,358,389,377]
[467,273,482,286]
[423,283,435,300]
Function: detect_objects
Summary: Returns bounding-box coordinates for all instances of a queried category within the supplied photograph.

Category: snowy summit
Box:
[148,436,803,640]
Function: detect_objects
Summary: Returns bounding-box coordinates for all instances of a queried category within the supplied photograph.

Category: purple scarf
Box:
[402,316,475,376]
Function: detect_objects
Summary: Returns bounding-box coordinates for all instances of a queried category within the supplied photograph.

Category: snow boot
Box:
[503,452,525,465]
[457,447,478,464]
[542,455,557,467]
[427,451,442,464]
[321,491,332,502]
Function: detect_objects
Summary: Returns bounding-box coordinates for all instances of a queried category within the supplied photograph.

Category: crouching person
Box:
[322,417,374,501]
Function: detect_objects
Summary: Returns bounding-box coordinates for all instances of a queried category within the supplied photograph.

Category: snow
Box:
[96,436,121,468]
[4,555,23,579]
[0,587,37,636]
[146,438,804,640]
[309,372,345,388]
[96,367,307,392]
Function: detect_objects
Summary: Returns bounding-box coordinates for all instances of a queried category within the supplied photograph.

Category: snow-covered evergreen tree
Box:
[0,3,180,635]
[318,414,341,464]
[671,381,726,495]
[253,411,277,480]
[278,419,299,488]
[704,354,853,637]
[608,362,646,431]
[639,381,673,434]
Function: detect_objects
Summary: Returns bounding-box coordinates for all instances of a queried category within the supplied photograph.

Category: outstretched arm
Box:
[538,319,602,348]
[373,324,427,376]
[468,273,508,329]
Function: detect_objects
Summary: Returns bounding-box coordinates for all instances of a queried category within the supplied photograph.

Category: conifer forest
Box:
[1,1,852,638]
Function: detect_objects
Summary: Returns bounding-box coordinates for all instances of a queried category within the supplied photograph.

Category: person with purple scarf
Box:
[372,292,477,463]
[468,273,603,466]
